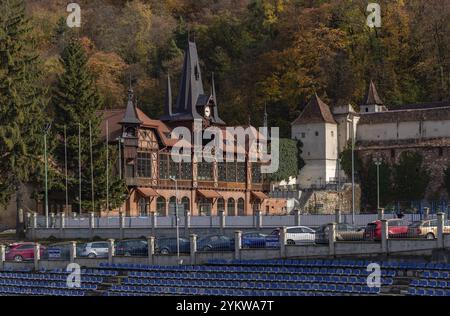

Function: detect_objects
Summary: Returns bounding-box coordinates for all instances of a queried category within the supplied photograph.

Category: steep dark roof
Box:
[120,88,142,125]
[292,94,337,125]
[160,41,225,125]
[390,100,450,111]
[362,80,384,105]
[358,106,450,124]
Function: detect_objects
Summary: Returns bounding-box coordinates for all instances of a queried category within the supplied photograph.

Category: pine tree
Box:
[0,0,47,217]
[52,37,126,213]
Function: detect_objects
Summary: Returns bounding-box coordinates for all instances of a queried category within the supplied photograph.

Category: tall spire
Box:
[363,80,384,105]
[174,40,204,117]
[263,102,268,128]
[164,73,173,116]
[120,87,142,125]
[211,72,216,104]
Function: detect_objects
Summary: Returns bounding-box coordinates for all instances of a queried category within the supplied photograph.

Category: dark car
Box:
[155,237,190,255]
[115,239,148,257]
[5,242,45,262]
[242,232,279,248]
[197,235,234,252]
[315,223,365,243]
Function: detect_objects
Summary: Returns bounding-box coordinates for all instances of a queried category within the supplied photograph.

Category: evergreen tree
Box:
[393,151,430,201]
[0,0,47,216]
[51,37,126,213]
[443,164,450,196]
[362,157,393,209]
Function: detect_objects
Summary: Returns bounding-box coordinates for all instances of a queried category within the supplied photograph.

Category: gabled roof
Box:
[292,94,337,125]
[362,80,384,106]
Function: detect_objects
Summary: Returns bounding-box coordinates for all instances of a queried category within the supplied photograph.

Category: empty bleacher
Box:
[1,259,450,296]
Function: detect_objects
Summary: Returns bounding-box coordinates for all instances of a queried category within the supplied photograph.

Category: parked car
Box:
[43,242,82,260]
[197,235,234,251]
[115,239,148,256]
[241,232,279,248]
[315,223,365,243]
[155,237,190,255]
[5,242,45,262]
[270,226,316,245]
[79,241,109,258]
[364,219,410,241]
[407,219,450,239]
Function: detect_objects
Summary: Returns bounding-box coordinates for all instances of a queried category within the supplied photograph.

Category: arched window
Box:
[156,197,166,216]
[168,196,177,216]
[217,198,225,214]
[181,197,190,215]
[227,198,236,216]
[199,198,212,216]
[138,197,149,216]
[238,198,245,216]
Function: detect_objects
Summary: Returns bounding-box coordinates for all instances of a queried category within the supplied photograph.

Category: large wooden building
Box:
[100,41,284,217]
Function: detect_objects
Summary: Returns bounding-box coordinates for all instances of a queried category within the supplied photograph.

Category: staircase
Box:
[380,269,418,296]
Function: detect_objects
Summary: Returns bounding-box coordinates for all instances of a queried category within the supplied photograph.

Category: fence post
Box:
[119,212,125,240]
[184,211,190,238]
[33,243,40,271]
[147,236,155,265]
[378,208,385,220]
[437,212,444,249]
[294,209,301,226]
[70,241,77,263]
[60,213,65,239]
[219,210,226,234]
[280,227,287,258]
[190,234,197,265]
[108,239,115,264]
[25,212,31,230]
[31,212,37,240]
[0,244,5,271]
[381,219,388,254]
[50,213,55,228]
[89,212,95,239]
[424,207,430,220]
[255,210,262,230]
[234,231,242,260]
[328,223,336,257]
[151,212,157,236]
[335,209,341,224]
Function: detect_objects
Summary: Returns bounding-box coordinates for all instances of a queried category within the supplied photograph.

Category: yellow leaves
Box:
[87,51,128,108]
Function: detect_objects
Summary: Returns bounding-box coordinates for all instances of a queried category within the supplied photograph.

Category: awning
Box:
[197,189,222,199]
[136,187,159,198]
[251,191,268,201]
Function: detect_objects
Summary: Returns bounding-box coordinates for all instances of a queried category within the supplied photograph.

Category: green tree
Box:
[443,163,450,196]
[362,157,393,209]
[393,151,430,201]
[51,37,126,213]
[267,138,304,182]
[339,140,362,180]
[0,0,47,218]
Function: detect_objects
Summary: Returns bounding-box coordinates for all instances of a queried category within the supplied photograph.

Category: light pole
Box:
[169,176,180,263]
[351,116,355,225]
[373,157,382,210]
[43,123,51,228]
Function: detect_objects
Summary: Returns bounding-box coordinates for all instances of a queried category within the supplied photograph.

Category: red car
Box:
[5,242,45,262]
[364,219,410,241]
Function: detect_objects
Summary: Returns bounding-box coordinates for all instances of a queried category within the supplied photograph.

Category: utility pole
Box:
[351,116,355,225]
[373,157,382,210]
[89,120,95,214]
[106,120,109,212]
[64,125,69,214]
[44,123,51,228]
[78,123,82,214]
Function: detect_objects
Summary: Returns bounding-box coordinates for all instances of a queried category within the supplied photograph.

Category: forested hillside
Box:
[27,0,449,137]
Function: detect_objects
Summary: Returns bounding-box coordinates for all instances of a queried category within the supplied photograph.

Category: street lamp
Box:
[169,176,181,263]
[373,157,383,210]
[43,123,52,228]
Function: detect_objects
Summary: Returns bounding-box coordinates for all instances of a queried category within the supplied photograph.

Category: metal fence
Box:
[36,213,434,230]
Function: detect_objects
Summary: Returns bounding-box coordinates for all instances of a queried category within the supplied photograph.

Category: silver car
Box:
[80,241,109,258]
